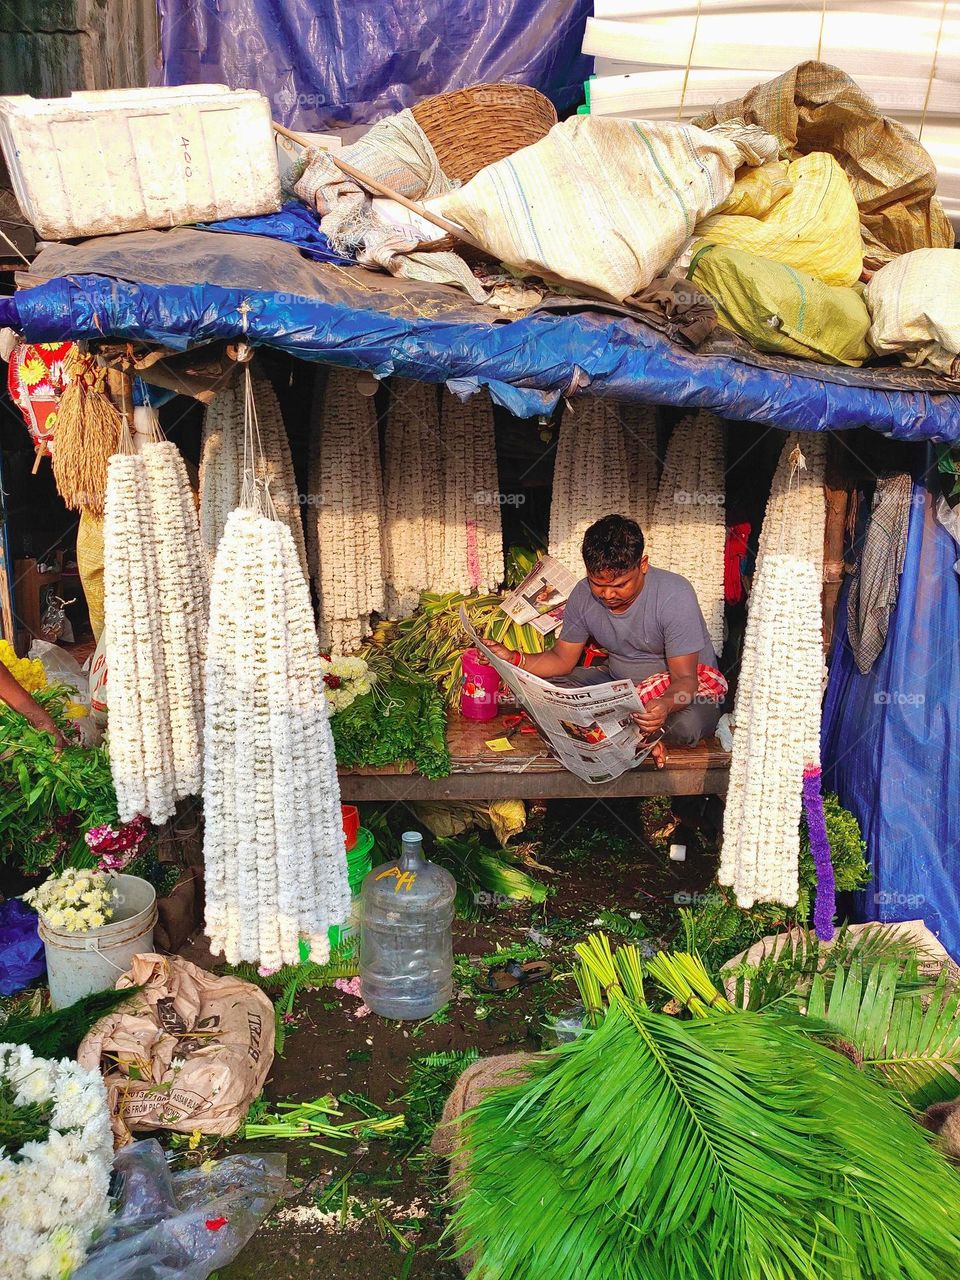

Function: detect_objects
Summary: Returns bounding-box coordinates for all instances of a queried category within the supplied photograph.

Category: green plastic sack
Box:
[688,242,872,367]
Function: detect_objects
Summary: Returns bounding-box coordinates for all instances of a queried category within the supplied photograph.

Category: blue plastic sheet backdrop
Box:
[3,275,960,439]
[822,481,960,959]
[156,0,594,130]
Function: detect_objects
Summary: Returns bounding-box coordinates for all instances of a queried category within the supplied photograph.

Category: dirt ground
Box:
[180,800,718,1280]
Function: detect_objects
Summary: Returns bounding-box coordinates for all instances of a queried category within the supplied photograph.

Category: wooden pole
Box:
[272,121,488,254]
[822,432,850,652]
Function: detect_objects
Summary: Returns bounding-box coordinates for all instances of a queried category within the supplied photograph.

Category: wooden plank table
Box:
[338,709,730,801]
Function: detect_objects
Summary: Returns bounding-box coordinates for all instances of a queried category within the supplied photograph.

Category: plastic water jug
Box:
[460,647,500,721]
[359,831,455,1019]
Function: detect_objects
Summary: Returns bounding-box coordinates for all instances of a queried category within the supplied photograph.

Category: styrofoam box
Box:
[0,84,282,239]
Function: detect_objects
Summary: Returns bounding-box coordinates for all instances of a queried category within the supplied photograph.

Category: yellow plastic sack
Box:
[694,152,863,287]
[713,161,794,218]
[689,242,872,367]
[76,508,104,642]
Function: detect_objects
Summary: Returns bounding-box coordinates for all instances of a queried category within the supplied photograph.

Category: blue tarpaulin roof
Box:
[4,227,960,438]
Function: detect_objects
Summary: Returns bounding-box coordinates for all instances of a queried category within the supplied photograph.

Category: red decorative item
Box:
[341,804,359,851]
[205,1217,228,1231]
[582,642,608,669]
[724,523,751,605]
[6,341,74,458]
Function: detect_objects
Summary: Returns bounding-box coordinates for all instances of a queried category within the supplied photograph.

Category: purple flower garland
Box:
[803,766,836,941]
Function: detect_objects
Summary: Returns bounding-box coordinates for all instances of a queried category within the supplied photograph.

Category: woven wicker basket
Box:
[411,82,557,183]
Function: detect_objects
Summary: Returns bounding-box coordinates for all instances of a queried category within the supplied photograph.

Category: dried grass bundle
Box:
[51,351,122,517]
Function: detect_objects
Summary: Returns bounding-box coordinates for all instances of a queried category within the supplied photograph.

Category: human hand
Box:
[483,641,514,664]
[632,697,669,735]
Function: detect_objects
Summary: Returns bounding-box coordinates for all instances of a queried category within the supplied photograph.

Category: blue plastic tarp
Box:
[822,479,960,959]
[0,898,44,996]
[3,270,960,439]
[157,0,593,130]
[197,202,353,264]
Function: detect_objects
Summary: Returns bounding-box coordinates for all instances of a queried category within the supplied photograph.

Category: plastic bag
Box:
[73,1138,288,1280]
[694,152,863,287]
[689,242,871,367]
[866,247,960,378]
[0,898,44,995]
[27,637,103,745]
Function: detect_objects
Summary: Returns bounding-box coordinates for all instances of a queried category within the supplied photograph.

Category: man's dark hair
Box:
[581,514,645,575]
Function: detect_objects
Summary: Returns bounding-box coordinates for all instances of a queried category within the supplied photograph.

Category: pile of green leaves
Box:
[452,934,960,1280]
[430,833,548,918]
[0,985,141,1058]
[0,686,120,874]
[331,671,450,779]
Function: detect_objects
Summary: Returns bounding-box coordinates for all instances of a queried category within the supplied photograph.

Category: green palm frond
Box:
[454,942,960,1280]
[724,922,927,1012]
[803,959,960,1108]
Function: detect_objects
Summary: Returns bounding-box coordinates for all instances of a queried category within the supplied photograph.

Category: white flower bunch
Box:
[22,867,118,933]
[382,378,445,618]
[647,410,726,652]
[319,653,377,714]
[142,441,207,799]
[549,397,632,574]
[620,402,661,533]
[438,389,504,594]
[307,367,385,654]
[103,449,178,823]
[203,506,352,970]
[199,370,308,578]
[0,1043,112,1279]
[719,432,827,909]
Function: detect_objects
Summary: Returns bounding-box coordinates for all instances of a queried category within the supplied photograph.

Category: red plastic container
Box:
[341,804,360,851]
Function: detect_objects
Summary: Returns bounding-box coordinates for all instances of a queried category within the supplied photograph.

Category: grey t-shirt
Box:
[560,568,716,682]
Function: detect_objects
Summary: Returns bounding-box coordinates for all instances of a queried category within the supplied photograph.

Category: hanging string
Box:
[815,0,828,63]
[239,362,278,521]
[118,411,136,457]
[919,0,949,143]
[677,0,703,122]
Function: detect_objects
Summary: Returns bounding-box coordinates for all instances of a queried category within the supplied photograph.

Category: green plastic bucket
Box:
[296,827,374,960]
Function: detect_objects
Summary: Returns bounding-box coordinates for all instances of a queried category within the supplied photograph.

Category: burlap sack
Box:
[78,953,275,1147]
[431,1052,539,1277]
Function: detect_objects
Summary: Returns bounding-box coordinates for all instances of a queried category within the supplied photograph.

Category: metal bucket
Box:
[38,873,157,1008]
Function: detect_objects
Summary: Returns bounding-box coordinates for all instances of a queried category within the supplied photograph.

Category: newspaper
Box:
[460,605,662,784]
[499,555,578,635]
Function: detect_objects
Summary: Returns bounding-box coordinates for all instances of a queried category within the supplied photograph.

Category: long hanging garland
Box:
[204,371,351,970]
[103,438,177,824]
[619,402,660,533]
[141,440,208,799]
[719,432,834,930]
[103,419,208,823]
[548,397,632,573]
[199,369,308,578]
[382,378,446,618]
[308,366,386,654]
[646,410,726,652]
[438,389,504,594]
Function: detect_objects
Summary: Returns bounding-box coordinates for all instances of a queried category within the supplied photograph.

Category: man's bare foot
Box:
[650,740,667,769]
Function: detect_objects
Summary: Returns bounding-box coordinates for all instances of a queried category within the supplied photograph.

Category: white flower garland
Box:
[620,402,660,533]
[646,410,726,652]
[308,367,385,653]
[382,378,445,617]
[719,432,827,909]
[548,397,632,574]
[199,371,308,578]
[0,1043,112,1280]
[204,505,351,970]
[103,449,177,824]
[438,388,504,594]
[142,441,207,799]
